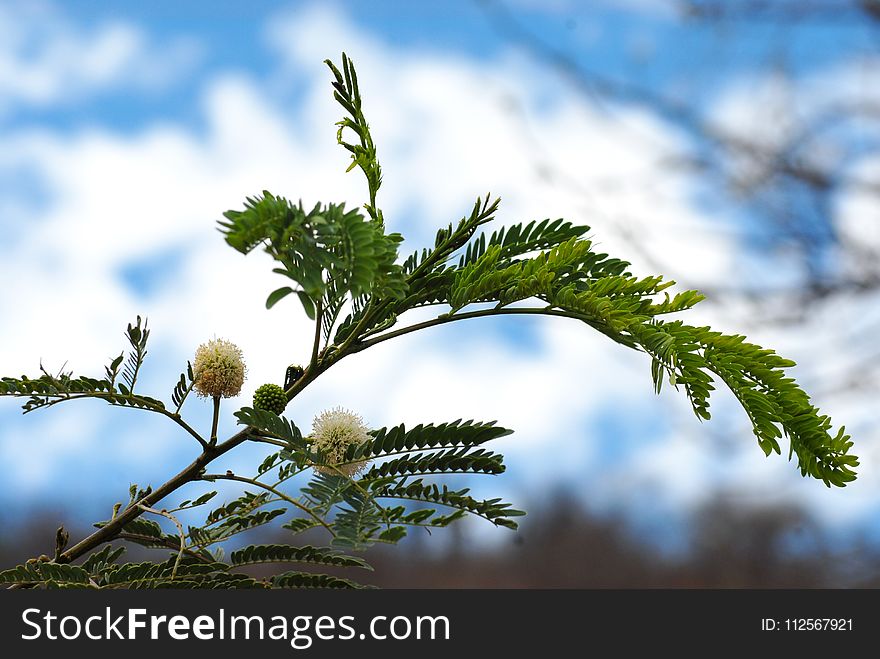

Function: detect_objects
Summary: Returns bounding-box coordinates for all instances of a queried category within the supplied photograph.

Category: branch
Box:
[60,426,254,564]
[350,306,615,353]
[201,473,333,532]
[12,390,209,450]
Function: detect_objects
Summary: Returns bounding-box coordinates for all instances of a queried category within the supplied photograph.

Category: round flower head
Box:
[310,407,371,477]
[193,338,246,399]
[253,383,287,415]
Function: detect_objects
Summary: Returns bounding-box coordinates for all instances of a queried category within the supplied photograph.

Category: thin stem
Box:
[210,396,221,446]
[198,497,283,531]
[202,473,332,532]
[162,408,209,450]
[25,392,209,450]
[137,504,186,580]
[351,306,607,353]
[248,435,290,448]
[324,463,393,531]
[311,299,323,368]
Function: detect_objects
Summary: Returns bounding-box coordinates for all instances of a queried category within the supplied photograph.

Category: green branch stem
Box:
[248,435,290,448]
[153,407,208,450]
[202,473,332,533]
[351,305,612,353]
[209,396,221,446]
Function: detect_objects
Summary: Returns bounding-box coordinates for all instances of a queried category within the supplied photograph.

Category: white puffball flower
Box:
[192,338,246,399]
[310,407,371,476]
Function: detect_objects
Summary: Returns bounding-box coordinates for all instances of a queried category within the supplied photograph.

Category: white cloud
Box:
[0,1,201,113]
[505,0,677,19]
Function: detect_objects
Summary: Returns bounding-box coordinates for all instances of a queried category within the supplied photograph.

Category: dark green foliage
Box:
[330,489,384,549]
[81,545,126,576]
[219,192,406,322]
[205,491,273,525]
[174,491,218,512]
[363,420,513,457]
[234,406,305,447]
[0,326,167,415]
[283,518,322,534]
[190,509,288,548]
[361,447,506,479]
[0,550,370,589]
[271,571,368,589]
[230,544,371,569]
[171,361,195,412]
[0,369,166,414]
[0,562,91,587]
[373,480,525,529]
[121,316,149,393]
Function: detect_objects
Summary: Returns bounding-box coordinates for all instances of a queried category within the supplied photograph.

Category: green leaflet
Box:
[271,571,369,589]
[632,321,857,487]
[190,509,288,548]
[0,562,91,587]
[373,479,526,530]
[364,420,513,457]
[458,217,591,267]
[326,53,383,222]
[81,545,126,576]
[234,406,304,446]
[360,447,506,479]
[230,544,371,570]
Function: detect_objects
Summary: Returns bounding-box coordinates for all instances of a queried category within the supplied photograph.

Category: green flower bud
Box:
[253,383,287,415]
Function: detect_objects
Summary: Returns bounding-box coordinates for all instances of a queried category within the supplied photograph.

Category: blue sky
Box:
[1,0,878,553]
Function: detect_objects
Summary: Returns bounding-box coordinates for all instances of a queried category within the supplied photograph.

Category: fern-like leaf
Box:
[271,571,369,589]
[230,544,371,570]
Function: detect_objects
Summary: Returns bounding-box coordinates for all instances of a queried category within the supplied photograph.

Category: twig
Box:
[137,504,186,580]
[311,299,323,368]
[201,473,332,532]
